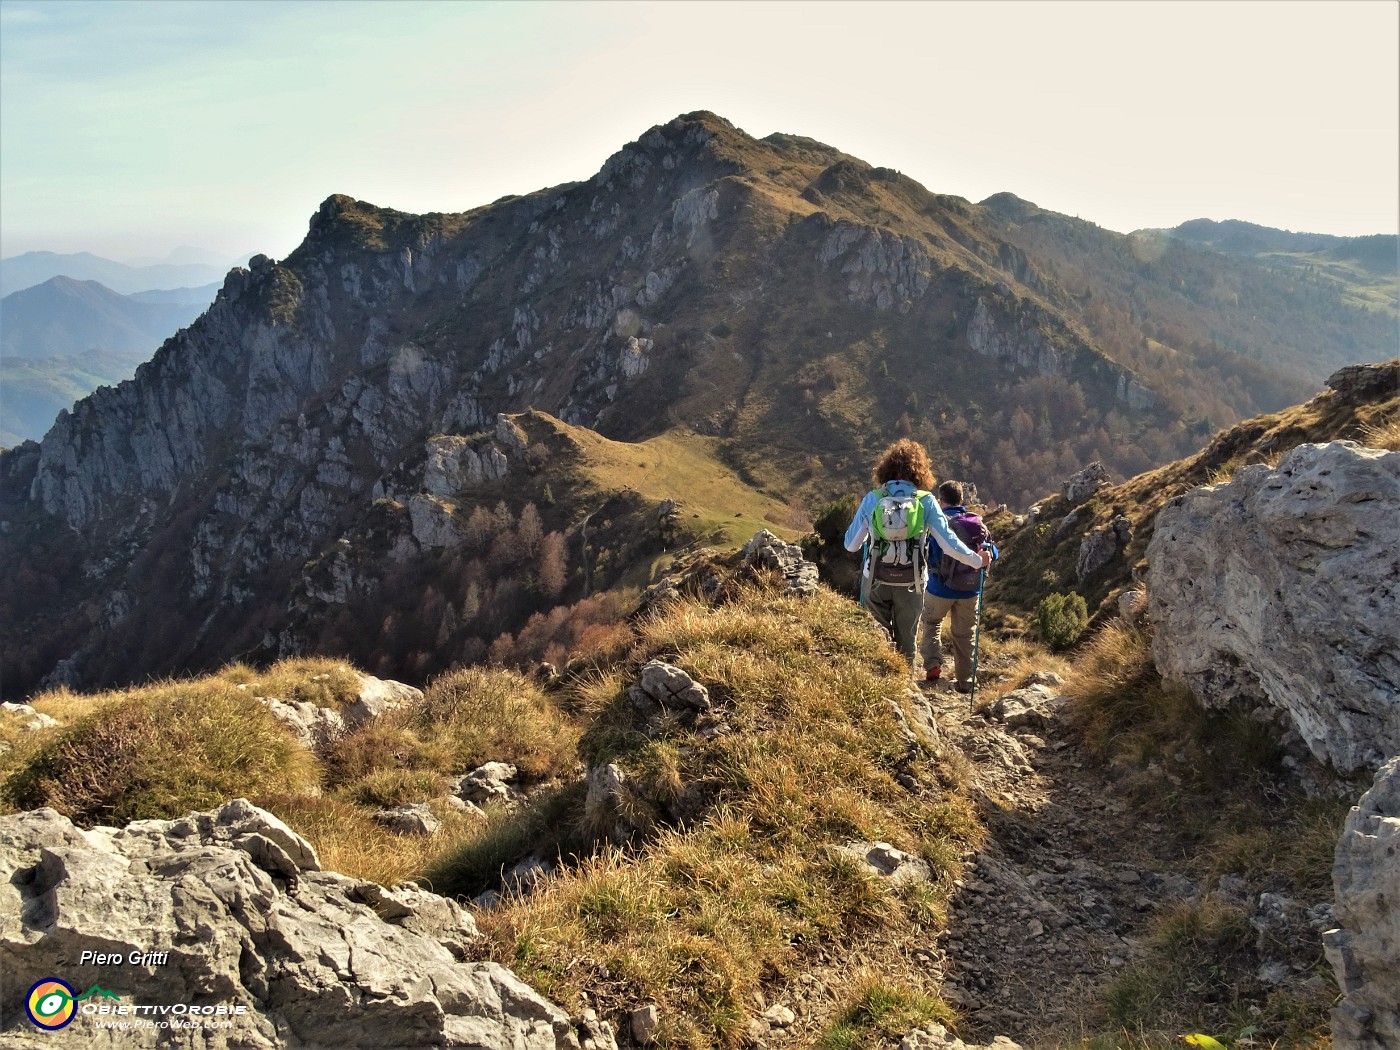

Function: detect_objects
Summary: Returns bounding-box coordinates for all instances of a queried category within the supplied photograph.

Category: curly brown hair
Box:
[871,438,935,490]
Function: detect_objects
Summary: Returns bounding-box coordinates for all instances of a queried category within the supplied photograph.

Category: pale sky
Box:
[1,0,1396,263]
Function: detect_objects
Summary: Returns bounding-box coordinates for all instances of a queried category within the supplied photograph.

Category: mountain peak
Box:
[979,192,1042,220]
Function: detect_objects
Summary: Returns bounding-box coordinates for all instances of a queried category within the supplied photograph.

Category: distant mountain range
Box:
[0,111,1395,698]
[0,276,213,359]
[0,250,243,298]
[0,276,217,445]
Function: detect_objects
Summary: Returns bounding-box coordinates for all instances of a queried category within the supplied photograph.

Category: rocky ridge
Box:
[0,800,615,1049]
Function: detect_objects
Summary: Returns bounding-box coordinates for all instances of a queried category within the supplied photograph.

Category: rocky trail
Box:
[752,672,1338,1050]
[928,675,1187,1046]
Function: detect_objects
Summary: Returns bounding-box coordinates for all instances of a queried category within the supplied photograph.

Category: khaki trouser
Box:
[865,580,925,664]
[920,593,978,683]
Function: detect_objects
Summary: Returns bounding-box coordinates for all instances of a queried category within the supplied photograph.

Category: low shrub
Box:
[1037,590,1088,650]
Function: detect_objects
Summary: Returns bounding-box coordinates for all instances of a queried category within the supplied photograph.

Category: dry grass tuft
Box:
[3,681,318,826]
[816,972,956,1049]
[219,657,364,708]
[1356,410,1400,451]
[267,794,486,888]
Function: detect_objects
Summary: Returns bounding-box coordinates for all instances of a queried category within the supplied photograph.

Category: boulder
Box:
[632,659,711,713]
[0,801,603,1049]
[372,802,441,836]
[1327,757,1400,1050]
[257,673,421,751]
[1147,442,1400,772]
[1326,360,1400,401]
[1062,461,1111,505]
[742,529,819,596]
[988,684,1064,732]
[453,761,521,805]
[1076,514,1130,581]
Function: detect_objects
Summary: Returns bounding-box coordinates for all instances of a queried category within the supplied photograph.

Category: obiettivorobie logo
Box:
[24,979,118,1031]
[21,977,246,1033]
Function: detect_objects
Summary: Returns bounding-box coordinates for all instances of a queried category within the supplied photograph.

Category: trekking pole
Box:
[969,564,986,711]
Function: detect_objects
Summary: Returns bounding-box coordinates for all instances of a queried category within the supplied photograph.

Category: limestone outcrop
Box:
[1147,441,1400,772]
[742,529,819,597]
[1327,757,1400,1050]
[0,800,608,1049]
[255,673,421,751]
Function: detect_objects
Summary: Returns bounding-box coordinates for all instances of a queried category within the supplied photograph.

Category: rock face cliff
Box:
[1146,441,1400,772]
[1327,758,1400,1050]
[0,800,611,1049]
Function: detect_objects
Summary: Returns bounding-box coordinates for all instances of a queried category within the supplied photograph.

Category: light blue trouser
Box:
[864,580,925,664]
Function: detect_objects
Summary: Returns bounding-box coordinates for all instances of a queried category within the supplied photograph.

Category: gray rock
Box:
[585,763,633,845]
[503,855,556,896]
[762,1004,796,1027]
[742,529,819,596]
[455,761,520,805]
[901,1023,1024,1049]
[372,802,441,836]
[839,840,932,887]
[1148,442,1400,772]
[637,660,711,712]
[630,1004,660,1045]
[423,434,511,496]
[259,673,421,751]
[0,701,58,730]
[1326,360,1400,401]
[407,492,463,548]
[0,801,589,1048]
[1063,461,1112,505]
[1329,756,1400,1049]
[347,673,422,721]
[1077,514,1131,581]
[1117,588,1147,622]
[989,685,1064,732]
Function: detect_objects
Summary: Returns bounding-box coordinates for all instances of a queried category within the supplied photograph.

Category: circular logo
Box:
[26,978,77,1030]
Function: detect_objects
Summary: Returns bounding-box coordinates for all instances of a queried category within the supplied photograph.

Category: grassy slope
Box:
[0,574,984,1049]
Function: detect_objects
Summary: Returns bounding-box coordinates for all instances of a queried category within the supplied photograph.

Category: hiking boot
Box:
[954,680,973,694]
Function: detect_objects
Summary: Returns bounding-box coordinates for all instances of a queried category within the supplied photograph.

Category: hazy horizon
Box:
[2,0,1397,263]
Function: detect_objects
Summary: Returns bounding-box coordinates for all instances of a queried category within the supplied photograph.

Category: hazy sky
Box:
[2,0,1396,263]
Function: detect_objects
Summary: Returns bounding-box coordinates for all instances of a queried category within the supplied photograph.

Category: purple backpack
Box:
[934,513,988,592]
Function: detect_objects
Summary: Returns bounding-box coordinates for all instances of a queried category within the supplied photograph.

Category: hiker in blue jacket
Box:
[921,481,999,693]
[845,440,989,667]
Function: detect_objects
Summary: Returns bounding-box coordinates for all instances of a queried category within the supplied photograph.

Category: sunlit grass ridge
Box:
[433,582,982,1049]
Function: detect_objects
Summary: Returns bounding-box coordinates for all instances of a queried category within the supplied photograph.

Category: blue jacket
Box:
[845,481,982,577]
[926,505,999,599]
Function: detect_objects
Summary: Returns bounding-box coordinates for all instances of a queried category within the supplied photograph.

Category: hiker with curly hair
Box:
[844,439,990,667]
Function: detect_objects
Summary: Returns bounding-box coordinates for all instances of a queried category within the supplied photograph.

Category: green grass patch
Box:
[817,977,955,1049]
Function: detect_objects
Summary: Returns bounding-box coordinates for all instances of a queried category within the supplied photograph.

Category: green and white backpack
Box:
[867,486,930,589]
